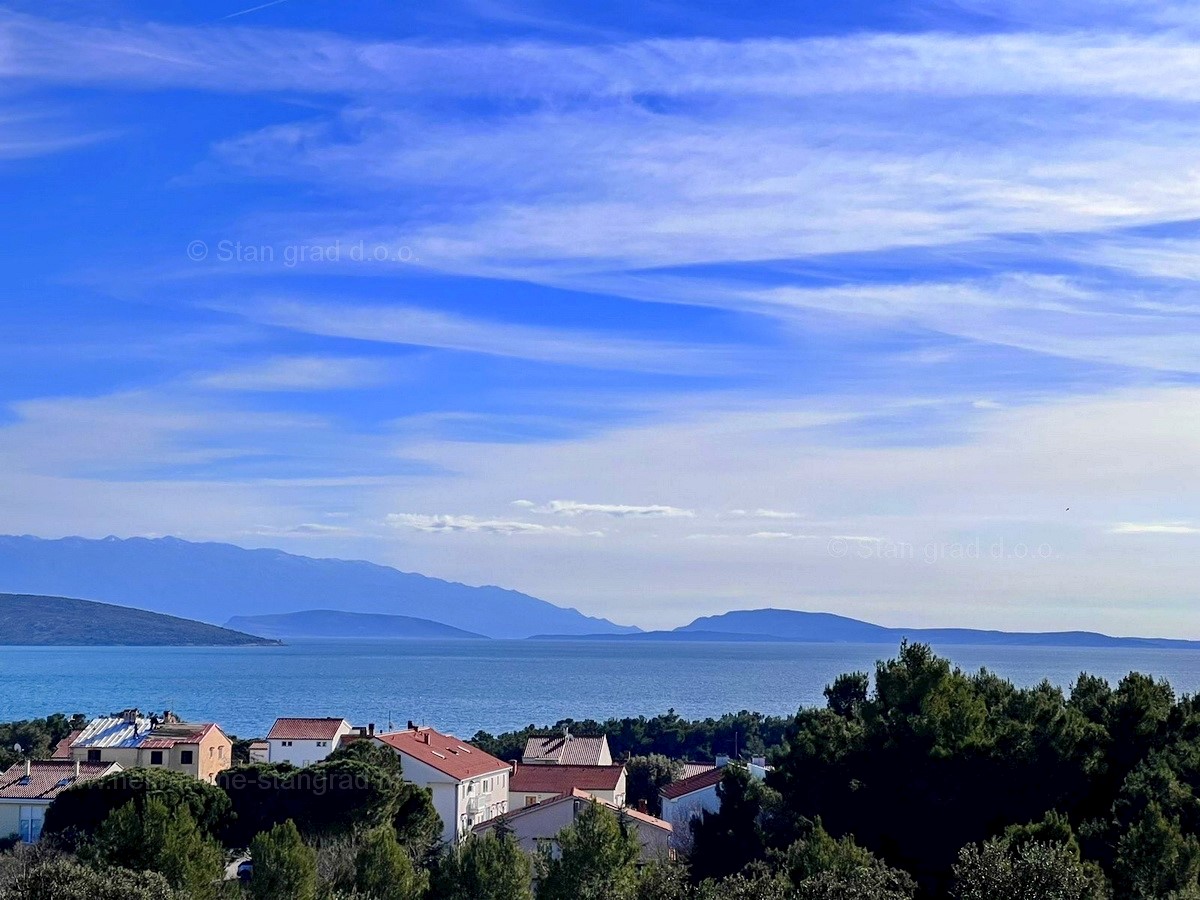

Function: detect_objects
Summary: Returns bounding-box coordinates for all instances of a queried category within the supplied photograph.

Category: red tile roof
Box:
[374,727,508,781]
[0,761,119,800]
[522,735,608,766]
[510,763,625,795]
[50,731,82,759]
[475,789,671,834]
[267,718,350,741]
[660,766,725,800]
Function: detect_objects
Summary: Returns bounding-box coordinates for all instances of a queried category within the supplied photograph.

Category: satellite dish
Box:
[12,743,22,754]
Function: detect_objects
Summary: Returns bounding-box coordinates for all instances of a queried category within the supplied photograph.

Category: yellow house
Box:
[68,710,232,783]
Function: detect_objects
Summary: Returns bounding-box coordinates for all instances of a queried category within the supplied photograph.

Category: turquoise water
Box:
[1,640,1199,739]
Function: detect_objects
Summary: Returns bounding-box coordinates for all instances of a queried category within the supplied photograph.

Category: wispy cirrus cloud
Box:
[231,299,733,375]
[523,500,696,518]
[386,512,600,536]
[195,355,394,391]
[1110,522,1200,535]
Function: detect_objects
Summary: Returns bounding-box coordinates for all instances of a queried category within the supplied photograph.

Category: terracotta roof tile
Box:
[474,789,671,833]
[660,766,725,800]
[267,718,350,741]
[375,727,508,781]
[510,763,624,795]
[522,735,608,766]
[50,730,82,759]
[0,761,120,800]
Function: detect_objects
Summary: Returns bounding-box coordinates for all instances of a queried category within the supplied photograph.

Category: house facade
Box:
[521,730,612,766]
[474,790,672,862]
[69,711,232,783]
[659,758,770,849]
[0,760,122,842]
[266,717,352,766]
[373,724,510,844]
[509,762,627,809]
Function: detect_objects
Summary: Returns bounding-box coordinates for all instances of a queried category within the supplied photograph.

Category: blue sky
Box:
[3,0,1200,633]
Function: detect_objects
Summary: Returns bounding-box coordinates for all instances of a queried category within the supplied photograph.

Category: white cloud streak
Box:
[386,513,598,536]
[1110,522,1200,535]
[534,500,695,518]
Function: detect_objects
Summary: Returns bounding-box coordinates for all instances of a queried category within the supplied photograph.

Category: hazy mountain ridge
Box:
[0,535,638,640]
[535,608,1200,649]
[0,593,279,646]
[227,610,489,640]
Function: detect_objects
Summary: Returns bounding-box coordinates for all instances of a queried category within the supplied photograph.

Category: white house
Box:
[373,724,510,844]
[659,758,770,850]
[0,760,122,843]
[474,789,672,862]
[267,717,352,766]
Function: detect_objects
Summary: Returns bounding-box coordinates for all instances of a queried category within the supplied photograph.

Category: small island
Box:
[0,593,281,646]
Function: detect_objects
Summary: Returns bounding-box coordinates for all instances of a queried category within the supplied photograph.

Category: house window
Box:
[19,806,44,843]
[150,750,164,765]
[180,750,194,765]
[87,749,102,763]
[525,796,539,807]
[316,741,327,747]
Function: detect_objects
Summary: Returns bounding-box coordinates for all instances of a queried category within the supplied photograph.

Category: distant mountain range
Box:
[535,608,1200,649]
[0,593,279,646]
[4,536,1196,650]
[0,535,638,640]
[227,610,488,640]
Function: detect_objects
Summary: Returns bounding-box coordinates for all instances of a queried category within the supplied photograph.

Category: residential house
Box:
[658,757,771,849]
[0,759,122,842]
[473,790,672,862]
[248,741,270,763]
[521,729,612,766]
[68,710,232,783]
[49,731,82,760]
[266,717,352,766]
[509,762,627,809]
[373,723,510,844]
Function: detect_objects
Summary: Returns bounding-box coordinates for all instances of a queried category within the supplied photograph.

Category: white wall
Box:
[385,749,509,844]
[269,737,338,767]
[661,782,719,849]
[478,797,671,862]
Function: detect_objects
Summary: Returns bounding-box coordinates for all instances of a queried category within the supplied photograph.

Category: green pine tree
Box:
[354,825,429,900]
[432,830,533,900]
[88,797,224,900]
[249,819,319,900]
[536,801,642,900]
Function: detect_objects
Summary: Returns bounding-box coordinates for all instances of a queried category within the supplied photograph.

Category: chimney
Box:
[422,732,431,744]
[74,760,80,778]
[408,720,416,731]
[368,723,375,736]
[24,760,31,777]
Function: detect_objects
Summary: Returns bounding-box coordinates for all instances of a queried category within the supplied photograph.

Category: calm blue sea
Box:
[2,640,1199,740]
